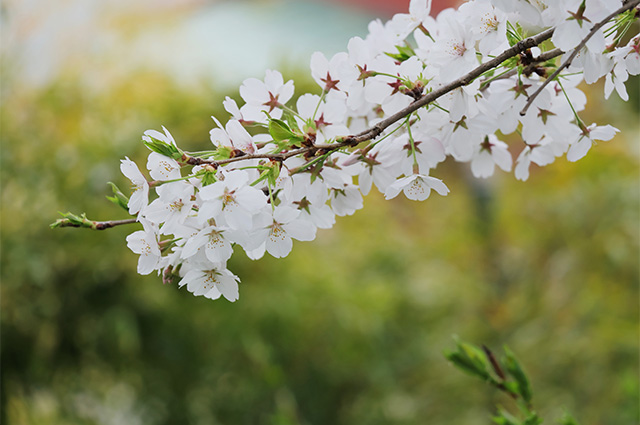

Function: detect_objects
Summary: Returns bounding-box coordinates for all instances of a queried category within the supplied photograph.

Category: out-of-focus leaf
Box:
[504,345,533,403]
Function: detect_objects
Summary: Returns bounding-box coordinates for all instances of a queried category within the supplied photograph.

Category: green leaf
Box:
[557,412,581,425]
[197,168,218,186]
[385,43,415,62]
[269,118,296,143]
[523,412,543,425]
[503,346,533,403]
[213,146,232,160]
[493,406,522,425]
[143,135,183,160]
[50,212,93,229]
[506,31,519,47]
[284,112,301,135]
[266,161,281,188]
[106,182,129,212]
[444,338,493,382]
[506,21,524,47]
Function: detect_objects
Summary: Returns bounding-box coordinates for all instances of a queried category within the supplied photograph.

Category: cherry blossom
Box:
[239,69,294,122]
[126,224,161,275]
[567,124,619,162]
[198,170,267,231]
[120,157,149,215]
[178,265,240,301]
[384,173,450,201]
[69,0,639,302]
[470,135,512,178]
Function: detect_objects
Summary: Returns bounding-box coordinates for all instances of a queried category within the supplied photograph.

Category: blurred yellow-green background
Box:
[2,1,638,424]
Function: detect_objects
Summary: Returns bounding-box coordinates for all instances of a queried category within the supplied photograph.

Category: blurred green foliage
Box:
[1,64,638,425]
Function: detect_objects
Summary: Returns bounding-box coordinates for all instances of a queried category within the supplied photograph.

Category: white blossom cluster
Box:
[120,0,639,301]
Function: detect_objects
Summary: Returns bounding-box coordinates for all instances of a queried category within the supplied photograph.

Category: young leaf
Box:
[503,346,533,403]
[106,182,130,212]
[143,135,183,160]
[557,412,581,425]
[445,339,493,382]
[493,406,523,425]
[50,212,93,229]
[269,118,296,143]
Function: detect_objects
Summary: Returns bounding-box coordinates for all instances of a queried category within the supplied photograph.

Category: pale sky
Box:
[3,0,376,90]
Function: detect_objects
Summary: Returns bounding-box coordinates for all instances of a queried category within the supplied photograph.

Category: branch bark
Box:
[51,216,138,230]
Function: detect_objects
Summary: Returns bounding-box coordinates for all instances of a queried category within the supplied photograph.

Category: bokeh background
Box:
[2,1,638,424]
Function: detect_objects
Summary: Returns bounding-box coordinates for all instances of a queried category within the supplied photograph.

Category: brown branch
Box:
[350,27,556,144]
[51,216,138,230]
[92,219,139,230]
[184,28,558,171]
[480,48,564,90]
[520,0,640,116]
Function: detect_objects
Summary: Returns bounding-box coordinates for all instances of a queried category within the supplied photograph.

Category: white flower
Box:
[265,206,316,258]
[355,147,400,196]
[244,206,316,259]
[147,152,181,181]
[222,96,244,121]
[209,118,257,154]
[310,51,357,95]
[514,137,558,181]
[126,228,161,275]
[388,0,433,39]
[144,181,196,234]
[198,170,267,230]
[120,157,149,215]
[364,56,424,116]
[384,173,449,201]
[567,124,618,162]
[239,69,294,122]
[178,265,240,302]
[365,19,404,55]
[459,0,508,55]
[470,135,512,178]
[143,126,177,148]
[330,184,363,216]
[442,79,482,122]
[181,224,234,264]
[429,15,478,80]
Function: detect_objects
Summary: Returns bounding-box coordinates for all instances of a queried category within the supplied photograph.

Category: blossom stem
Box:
[279,104,304,120]
[311,90,327,121]
[370,115,411,149]
[150,175,197,186]
[557,79,585,128]
[288,150,333,176]
[405,115,420,171]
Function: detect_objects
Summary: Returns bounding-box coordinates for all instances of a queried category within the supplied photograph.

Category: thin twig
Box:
[481,48,564,90]
[520,0,640,116]
[52,217,138,230]
[92,219,139,230]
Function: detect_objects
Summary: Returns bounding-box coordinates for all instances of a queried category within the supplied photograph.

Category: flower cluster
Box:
[115,0,639,301]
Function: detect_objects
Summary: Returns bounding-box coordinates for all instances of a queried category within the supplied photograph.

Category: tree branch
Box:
[51,214,138,230]
[520,0,640,116]
[180,1,634,175]
[480,48,564,90]
[351,28,556,144]
[184,27,558,171]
